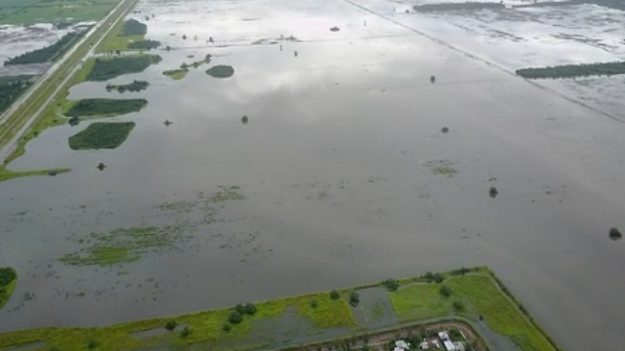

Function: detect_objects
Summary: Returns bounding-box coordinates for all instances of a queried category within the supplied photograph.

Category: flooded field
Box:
[1,0,624,350]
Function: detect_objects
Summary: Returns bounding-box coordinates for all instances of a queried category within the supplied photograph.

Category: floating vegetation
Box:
[163,69,188,80]
[106,80,149,93]
[609,227,622,241]
[329,26,340,32]
[430,75,436,83]
[65,98,147,117]
[425,160,458,177]
[4,31,86,65]
[0,267,17,310]
[206,65,235,78]
[68,122,135,150]
[87,55,162,81]
[441,126,449,133]
[516,61,625,79]
[59,186,245,266]
[97,162,106,171]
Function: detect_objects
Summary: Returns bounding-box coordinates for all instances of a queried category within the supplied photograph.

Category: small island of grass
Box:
[163,69,188,80]
[206,65,235,78]
[0,267,17,310]
[86,55,161,81]
[65,98,147,117]
[128,39,161,50]
[68,122,135,150]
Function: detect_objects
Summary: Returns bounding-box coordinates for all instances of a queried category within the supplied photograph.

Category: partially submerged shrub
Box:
[349,291,360,307]
[609,227,622,240]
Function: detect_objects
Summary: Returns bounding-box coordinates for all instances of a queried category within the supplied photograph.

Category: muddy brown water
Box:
[1,1,625,350]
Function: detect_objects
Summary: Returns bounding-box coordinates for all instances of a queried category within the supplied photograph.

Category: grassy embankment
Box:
[0,0,141,182]
[0,0,120,26]
[0,268,558,351]
[0,267,17,310]
[516,61,625,79]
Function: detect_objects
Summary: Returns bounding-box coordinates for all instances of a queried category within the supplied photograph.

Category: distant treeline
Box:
[122,19,147,36]
[4,31,85,66]
[128,40,161,50]
[0,75,34,114]
[413,2,504,12]
[87,55,161,81]
[66,98,147,117]
[516,61,625,79]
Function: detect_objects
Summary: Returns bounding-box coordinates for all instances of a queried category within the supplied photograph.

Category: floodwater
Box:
[1,0,625,350]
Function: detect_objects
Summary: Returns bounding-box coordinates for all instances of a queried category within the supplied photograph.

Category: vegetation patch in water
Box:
[206,65,235,78]
[0,267,17,310]
[68,122,135,150]
[59,227,178,266]
[86,55,161,81]
[0,166,70,183]
[425,160,458,177]
[413,2,505,12]
[121,19,147,36]
[128,39,161,50]
[106,80,149,93]
[0,75,35,114]
[163,69,188,80]
[516,61,625,79]
[4,31,86,65]
[65,98,147,117]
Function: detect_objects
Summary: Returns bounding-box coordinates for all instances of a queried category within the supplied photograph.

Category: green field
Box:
[0,268,557,351]
[68,122,135,150]
[86,55,161,81]
[65,98,147,117]
[0,267,17,310]
[0,0,120,25]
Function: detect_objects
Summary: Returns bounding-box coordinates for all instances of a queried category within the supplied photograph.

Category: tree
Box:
[243,302,257,315]
[164,320,177,331]
[382,279,399,292]
[228,311,243,324]
[330,290,340,300]
[440,285,452,298]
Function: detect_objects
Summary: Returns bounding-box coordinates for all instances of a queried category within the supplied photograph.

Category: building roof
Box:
[443,340,456,351]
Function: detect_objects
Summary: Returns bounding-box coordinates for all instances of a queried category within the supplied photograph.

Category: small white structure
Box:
[419,341,430,350]
[453,342,465,351]
[394,339,411,351]
[443,340,456,351]
[438,331,450,341]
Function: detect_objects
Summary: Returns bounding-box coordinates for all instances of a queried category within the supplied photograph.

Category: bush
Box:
[180,326,191,337]
[424,272,444,283]
[609,227,622,240]
[349,292,360,307]
[330,290,340,300]
[222,323,231,332]
[452,301,465,312]
[243,302,257,315]
[164,320,177,331]
[228,310,243,324]
[382,279,399,292]
[310,300,318,309]
[87,339,97,349]
[235,303,246,315]
[440,285,452,298]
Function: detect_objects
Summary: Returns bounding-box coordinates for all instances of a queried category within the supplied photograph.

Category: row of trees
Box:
[5,31,83,65]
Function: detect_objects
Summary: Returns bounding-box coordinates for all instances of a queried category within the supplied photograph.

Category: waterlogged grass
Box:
[163,69,188,80]
[87,55,161,81]
[60,227,174,266]
[390,270,557,351]
[68,122,135,150]
[0,267,17,310]
[65,98,147,117]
